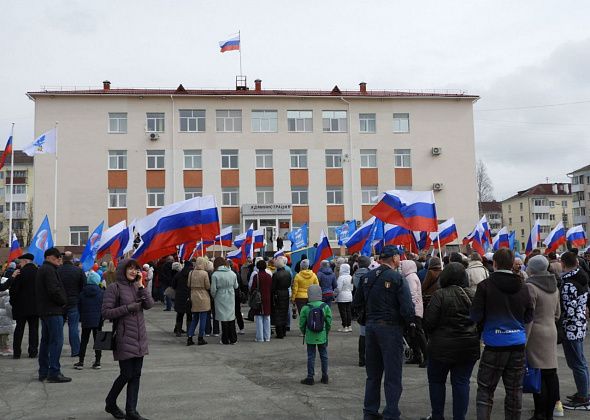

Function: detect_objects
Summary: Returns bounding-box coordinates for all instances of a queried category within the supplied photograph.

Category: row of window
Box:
[107,111,411,134]
[572,175,590,185]
[507,199,569,213]
[108,148,413,170]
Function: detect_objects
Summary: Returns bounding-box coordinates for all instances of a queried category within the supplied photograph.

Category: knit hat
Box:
[357,256,371,269]
[86,270,101,286]
[428,257,442,270]
[527,255,549,275]
[307,284,322,302]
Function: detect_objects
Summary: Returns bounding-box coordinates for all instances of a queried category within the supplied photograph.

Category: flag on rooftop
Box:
[219,35,240,53]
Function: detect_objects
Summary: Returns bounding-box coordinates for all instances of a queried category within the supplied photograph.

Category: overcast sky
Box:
[1,0,589,200]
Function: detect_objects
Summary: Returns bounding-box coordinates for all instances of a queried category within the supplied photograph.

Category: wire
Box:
[476,118,590,126]
[476,99,590,112]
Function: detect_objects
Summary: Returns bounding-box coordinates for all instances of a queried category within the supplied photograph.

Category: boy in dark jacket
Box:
[74,271,104,370]
[470,248,533,419]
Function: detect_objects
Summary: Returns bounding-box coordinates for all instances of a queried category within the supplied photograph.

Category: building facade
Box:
[479,201,503,235]
[501,183,573,252]
[28,80,479,250]
[568,164,590,238]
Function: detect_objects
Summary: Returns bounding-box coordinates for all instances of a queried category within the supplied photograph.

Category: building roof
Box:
[568,164,590,175]
[503,183,572,202]
[479,201,502,213]
[11,151,33,165]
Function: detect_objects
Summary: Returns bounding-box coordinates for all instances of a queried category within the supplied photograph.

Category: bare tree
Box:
[24,199,34,245]
[476,159,495,212]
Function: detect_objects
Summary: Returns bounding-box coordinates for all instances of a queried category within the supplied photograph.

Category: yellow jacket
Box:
[292,270,319,301]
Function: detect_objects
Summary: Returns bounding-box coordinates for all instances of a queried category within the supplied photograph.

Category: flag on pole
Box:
[463,222,486,256]
[336,220,357,246]
[429,218,459,248]
[508,231,516,250]
[23,128,57,156]
[346,217,376,254]
[96,221,127,260]
[219,35,240,53]
[287,223,308,251]
[525,220,542,255]
[7,234,22,264]
[0,136,13,171]
[566,225,587,248]
[80,222,104,272]
[311,230,333,273]
[492,227,510,251]
[370,190,438,232]
[28,215,54,265]
[543,222,566,254]
[215,226,233,247]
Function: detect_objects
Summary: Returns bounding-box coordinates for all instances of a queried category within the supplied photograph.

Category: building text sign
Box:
[242,203,292,216]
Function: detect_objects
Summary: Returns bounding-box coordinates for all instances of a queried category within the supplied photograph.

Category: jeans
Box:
[562,338,589,398]
[476,348,525,420]
[322,295,334,308]
[164,295,173,311]
[307,343,328,378]
[338,302,352,327]
[79,327,101,363]
[64,306,80,356]
[175,311,192,332]
[533,368,559,419]
[255,315,271,341]
[106,357,144,414]
[188,312,208,338]
[38,315,64,378]
[427,358,476,420]
[13,316,39,357]
[364,322,404,420]
[221,320,237,344]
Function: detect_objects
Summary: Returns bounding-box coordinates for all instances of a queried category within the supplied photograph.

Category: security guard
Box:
[355,245,414,420]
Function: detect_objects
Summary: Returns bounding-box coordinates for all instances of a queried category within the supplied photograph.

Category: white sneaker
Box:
[337,327,346,332]
[346,326,353,332]
[238,329,245,335]
[554,401,564,417]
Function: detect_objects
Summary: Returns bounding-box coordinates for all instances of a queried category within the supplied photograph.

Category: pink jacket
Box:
[401,260,423,318]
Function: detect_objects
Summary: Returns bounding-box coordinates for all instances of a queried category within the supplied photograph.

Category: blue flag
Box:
[28,215,54,265]
[80,222,104,272]
[508,230,516,250]
[361,219,384,257]
[287,223,308,251]
[336,220,357,246]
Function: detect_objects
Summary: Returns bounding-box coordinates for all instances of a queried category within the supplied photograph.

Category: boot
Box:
[358,335,366,367]
[197,337,207,346]
[187,337,195,346]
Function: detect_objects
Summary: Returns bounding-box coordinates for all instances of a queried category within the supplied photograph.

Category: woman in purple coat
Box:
[102,259,154,420]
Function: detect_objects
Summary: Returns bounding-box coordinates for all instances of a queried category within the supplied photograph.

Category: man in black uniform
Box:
[355,245,414,420]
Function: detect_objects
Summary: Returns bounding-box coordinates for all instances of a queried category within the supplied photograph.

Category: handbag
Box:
[164,286,176,300]
[94,284,119,351]
[522,360,541,394]
[248,274,262,311]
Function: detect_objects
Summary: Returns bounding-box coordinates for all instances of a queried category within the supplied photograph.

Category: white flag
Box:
[23,128,57,156]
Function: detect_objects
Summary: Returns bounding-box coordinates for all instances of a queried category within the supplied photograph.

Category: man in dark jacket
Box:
[470,248,533,419]
[9,253,38,359]
[57,251,86,357]
[36,247,70,383]
[158,256,175,311]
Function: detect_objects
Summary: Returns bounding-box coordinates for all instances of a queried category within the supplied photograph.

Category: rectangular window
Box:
[393,113,410,133]
[290,149,308,168]
[520,202,524,210]
[183,150,202,169]
[520,215,524,222]
[146,112,165,132]
[394,149,411,168]
[549,214,555,221]
[70,226,89,246]
[108,112,127,133]
[184,188,202,200]
[146,150,165,169]
[221,149,238,169]
[327,223,340,241]
[291,186,308,205]
[509,217,512,225]
[562,200,568,207]
[360,149,377,168]
[13,170,26,178]
[10,202,26,213]
[322,110,347,132]
[287,110,312,132]
[325,149,343,168]
[108,188,127,208]
[8,185,26,195]
[359,113,376,133]
[147,188,164,207]
[255,149,273,169]
[508,204,512,213]
[521,229,525,236]
[222,187,239,206]
[362,186,378,205]
[327,186,343,204]
[251,110,278,133]
[216,110,242,132]
[256,187,274,204]
[179,109,205,132]
[108,150,127,170]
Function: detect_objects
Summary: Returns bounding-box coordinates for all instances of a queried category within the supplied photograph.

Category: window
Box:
[147,189,164,207]
[327,223,341,241]
[221,150,238,169]
[394,149,411,168]
[255,150,273,168]
[393,113,410,133]
[562,200,568,207]
[509,217,512,225]
[70,226,89,246]
[327,186,343,204]
[13,170,26,178]
[184,188,202,200]
[287,110,312,132]
[519,215,523,222]
[534,199,548,207]
[251,110,278,132]
[216,110,242,132]
[521,229,525,236]
[108,189,127,208]
[325,149,343,168]
[520,202,524,210]
[549,201,555,208]
[146,112,165,132]
[290,149,308,168]
[360,149,377,168]
[183,150,202,169]
[362,186,378,205]
[222,187,239,206]
[550,214,555,221]
[108,112,127,133]
[291,187,308,205]
[8,185,26,195]
[0,188,4,197]
[359,113,376,133]
[108,150,127,170]
[322,111,347,132]
[508,204,512,213]
[562,214,568,223]
[256,187,274,204]
[179,110,205,132]
[146,150,165,169]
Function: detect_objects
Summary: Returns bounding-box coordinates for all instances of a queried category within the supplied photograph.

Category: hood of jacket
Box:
[527,273,557,293]
[318,266,334,276]
[439,262,468,288]
[489,270,523,294]
[216,266,231,273]
[116,258,141,283]
[400,260,417,277]
[339,264,350,276]
[298,269,314,280]
[82,283,101,297]
[467,260,485,270]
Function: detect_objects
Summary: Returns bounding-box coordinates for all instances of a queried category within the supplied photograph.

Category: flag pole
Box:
[8,123,15,246]
[437,236,444,268]
[238,30,242,76]
[53,121,59,245]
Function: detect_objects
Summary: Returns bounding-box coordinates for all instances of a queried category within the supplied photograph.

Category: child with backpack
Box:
[299,284,332,385]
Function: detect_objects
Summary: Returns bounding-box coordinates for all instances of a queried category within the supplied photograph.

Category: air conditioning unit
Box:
[148,132,159,141]
[431,147,442,156]
[433,182,444,191]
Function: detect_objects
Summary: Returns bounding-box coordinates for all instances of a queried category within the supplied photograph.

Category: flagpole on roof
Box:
[53,121,59,245]
[238,30,242,76]
[8,123,14,247]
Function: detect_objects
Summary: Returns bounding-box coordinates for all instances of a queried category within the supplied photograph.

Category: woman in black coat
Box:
[173,261,193,337]
[271,259,291,339]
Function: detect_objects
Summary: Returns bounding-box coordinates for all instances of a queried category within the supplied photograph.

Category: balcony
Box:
[573,200,586,208]
[5,193,27,202]
[5,177,27,185]
[571,183,585,193]
[538,219,551,226]
[532,205,550,213]
[4,210,28,219]
[573,215,588,225]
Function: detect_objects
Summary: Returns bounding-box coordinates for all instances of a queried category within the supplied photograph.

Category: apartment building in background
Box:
[501,183,572,252]
[479,201,503,235]
[28,79,480,250]
[568,164,590,238]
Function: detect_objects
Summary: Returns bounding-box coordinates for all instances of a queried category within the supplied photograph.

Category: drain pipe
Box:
[340,96,355,221]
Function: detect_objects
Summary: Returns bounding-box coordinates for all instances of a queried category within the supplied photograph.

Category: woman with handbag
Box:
[172,261,193,337]
[251,260,273,342]
[187,257,210,346]
[101,259,154,420]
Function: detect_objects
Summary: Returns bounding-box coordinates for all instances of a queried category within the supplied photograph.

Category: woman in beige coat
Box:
[525,255,561,420]
[186,257,211,346]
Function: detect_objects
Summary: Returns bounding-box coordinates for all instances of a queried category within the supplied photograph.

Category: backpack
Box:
[306,303,327,332]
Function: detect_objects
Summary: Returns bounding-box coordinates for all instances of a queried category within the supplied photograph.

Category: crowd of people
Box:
[0,243,589,420]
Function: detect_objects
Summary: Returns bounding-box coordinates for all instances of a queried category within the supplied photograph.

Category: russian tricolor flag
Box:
[543,222,566,254]
[370,190,438,233]
[382,224,415,250]
[525,219,542,255]
[7,234,21,264]
[492,227,510,251]
[0,136,13,171]
[132,196,220,264]
[429,218,458,248]
[463,222,486,256]
[215,226,233,247]
[479,215,493,246]
[97,221,129,260]
[311,230,333,273]
[566,225,587,248]
[346,217,376,254]
[253,229,264,250]
[219,35,240,53]
[227,247,243,262]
